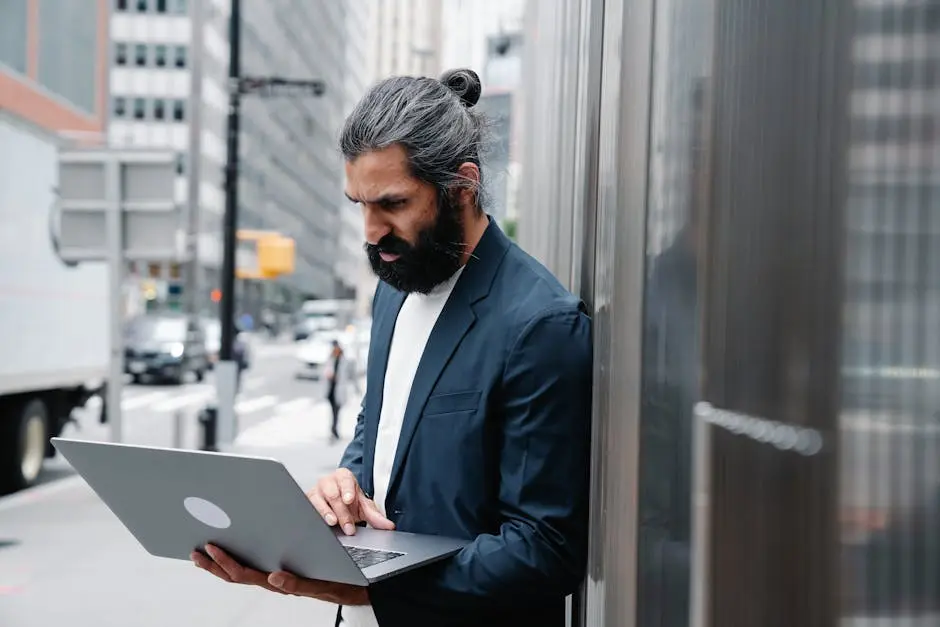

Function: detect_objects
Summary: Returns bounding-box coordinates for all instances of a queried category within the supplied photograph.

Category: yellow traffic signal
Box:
[235,230,295,279]
[258,233,295,277]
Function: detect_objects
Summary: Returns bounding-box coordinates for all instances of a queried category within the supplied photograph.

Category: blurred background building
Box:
[108,0,375,321]
[0,0,108,136]
[443,0,525,233]
[370,0,443,79]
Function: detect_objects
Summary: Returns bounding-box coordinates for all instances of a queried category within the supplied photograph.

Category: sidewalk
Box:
[0,383,362,627]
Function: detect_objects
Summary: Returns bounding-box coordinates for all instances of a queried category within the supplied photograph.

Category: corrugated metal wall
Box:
[518,0,940,624]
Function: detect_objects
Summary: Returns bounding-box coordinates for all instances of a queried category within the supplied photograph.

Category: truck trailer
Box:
[0,116,108,494]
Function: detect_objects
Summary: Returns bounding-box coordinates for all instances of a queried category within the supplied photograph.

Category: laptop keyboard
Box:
[344,545,405,569]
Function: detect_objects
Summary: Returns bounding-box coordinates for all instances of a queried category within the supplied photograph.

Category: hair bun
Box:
[440,68,482,108]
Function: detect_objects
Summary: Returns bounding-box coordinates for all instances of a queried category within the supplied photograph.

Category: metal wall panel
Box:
[636,0,715,626]
[698,1,852,625]
[581,0,656,625]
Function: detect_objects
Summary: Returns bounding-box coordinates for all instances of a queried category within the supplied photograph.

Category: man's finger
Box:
[336,471,359,508]
[358,494,395,531]
[192,550,233,582]
[205,544,267,586]
[308,489,338,527]
[321,478,356,535]
[268,571,318,596]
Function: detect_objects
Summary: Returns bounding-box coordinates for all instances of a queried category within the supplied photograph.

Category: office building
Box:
[442,0,525,226]
[0,0,109,138]
[370,0,444,80]
[108,0,372,317]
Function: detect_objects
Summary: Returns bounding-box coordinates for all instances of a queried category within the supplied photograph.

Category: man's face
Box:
[344,145,465,294]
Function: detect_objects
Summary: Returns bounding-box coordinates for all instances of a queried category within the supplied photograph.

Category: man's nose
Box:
[363,207,391,245]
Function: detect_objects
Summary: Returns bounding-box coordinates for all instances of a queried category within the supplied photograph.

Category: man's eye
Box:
[384,199,406,209]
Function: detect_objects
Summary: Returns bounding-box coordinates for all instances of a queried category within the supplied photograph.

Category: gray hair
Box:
[339,68,488,212]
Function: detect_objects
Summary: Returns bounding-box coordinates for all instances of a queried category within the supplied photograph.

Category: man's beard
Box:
[364,193,465,294]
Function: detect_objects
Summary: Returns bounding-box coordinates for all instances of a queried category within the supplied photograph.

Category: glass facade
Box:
[37,0,98,113]
[0,0,28,74]
[520,0,939,624]
[237,0,356,299]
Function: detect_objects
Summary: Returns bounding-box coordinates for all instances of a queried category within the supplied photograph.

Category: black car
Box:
[125,314,209,384]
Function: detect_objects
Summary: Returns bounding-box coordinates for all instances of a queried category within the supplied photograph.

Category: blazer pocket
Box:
[422,390,481,417]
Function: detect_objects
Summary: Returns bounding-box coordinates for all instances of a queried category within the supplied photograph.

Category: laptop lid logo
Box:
[183,496,232,529]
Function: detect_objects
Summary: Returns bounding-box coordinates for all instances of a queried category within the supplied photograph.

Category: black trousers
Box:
[327,387,340,437]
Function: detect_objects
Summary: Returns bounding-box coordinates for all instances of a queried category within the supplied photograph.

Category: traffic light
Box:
[235,230,296,280]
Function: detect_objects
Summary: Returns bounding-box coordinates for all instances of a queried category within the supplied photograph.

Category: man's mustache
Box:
[364,234,411,257]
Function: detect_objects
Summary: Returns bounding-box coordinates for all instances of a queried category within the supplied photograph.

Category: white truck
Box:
[0,116,108,494]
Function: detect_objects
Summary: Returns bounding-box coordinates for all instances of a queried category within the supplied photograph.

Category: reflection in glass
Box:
[637,1,714,625]
[839,0,940,620]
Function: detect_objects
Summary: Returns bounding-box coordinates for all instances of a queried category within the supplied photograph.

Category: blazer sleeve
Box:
[338,404,367,484]
[369,307,593,616]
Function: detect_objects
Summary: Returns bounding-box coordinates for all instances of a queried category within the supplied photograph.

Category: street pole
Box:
[184,0,204,329]
[216,0,241,447]
[106,156,124,444]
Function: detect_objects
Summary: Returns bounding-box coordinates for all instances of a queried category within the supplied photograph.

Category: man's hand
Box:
[307,467,394,535]
[191,544,369,605]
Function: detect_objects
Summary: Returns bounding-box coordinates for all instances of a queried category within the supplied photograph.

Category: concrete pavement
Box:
[0,347,361,627]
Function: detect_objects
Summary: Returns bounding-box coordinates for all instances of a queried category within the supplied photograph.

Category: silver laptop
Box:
[51,437,467,586]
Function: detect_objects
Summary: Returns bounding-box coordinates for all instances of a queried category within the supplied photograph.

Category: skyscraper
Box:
[107,0,373,316]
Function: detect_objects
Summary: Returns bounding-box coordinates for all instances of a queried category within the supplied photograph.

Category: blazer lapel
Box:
[385,286,476,500]
[362,287,405,496]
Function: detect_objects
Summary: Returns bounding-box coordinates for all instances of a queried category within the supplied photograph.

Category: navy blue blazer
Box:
[339,218,593,627]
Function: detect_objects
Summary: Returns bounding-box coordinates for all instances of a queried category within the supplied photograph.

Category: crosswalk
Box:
[234,398,348,447]
[117,378,280,414]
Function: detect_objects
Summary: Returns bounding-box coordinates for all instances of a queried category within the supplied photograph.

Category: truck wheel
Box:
[0,399,48,494]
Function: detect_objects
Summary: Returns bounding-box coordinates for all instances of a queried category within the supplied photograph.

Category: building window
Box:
[133,98,146,120]
[176,153,186,175]
[37,0,96,113]
[116,0,128,10]
[136,0,148,11]
[174,46,187,68]
[0,0,27,74]
[115,42,128,66]
[113,97,127,118]
[153,98,166,120]
[156,0,167,12]
[135,44,147,67]
[172,99,185,122]
[154,44,167,67]
[172,0,187,14]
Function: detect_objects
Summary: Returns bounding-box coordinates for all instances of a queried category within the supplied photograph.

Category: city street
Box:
[0,338,359,627]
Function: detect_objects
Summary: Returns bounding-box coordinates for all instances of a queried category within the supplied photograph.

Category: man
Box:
[191,68,593,627]
[326,339,344,442]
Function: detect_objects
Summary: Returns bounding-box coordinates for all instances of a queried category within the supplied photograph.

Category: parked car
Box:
[124,314,209,384]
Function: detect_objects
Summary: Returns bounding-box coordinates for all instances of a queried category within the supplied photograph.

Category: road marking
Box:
[121,391,169,410]
[234,402,351,447]
[235,395,278,414]
[151,391,212,412]
[275,397,312,414]
[243,377,266,391]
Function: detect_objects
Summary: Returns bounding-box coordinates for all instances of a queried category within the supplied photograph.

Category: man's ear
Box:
[455,161,481,210]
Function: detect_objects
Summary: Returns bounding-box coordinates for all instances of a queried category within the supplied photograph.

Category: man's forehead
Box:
[344,146,420,201]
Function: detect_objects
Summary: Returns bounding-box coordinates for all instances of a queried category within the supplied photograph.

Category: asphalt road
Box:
[0,340,361,627]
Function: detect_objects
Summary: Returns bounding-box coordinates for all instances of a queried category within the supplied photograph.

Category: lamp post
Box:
[215,0,326,447]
